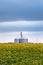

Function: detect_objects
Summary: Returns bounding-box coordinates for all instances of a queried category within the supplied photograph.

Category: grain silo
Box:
[14,32,28,43]
[14,39,19,43]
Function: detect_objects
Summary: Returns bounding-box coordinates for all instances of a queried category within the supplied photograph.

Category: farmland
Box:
[0,43,43,65]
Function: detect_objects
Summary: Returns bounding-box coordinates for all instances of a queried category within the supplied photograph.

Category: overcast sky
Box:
[0,0,43,32]
[0,0,43,42]
[0,21,43,32]
[0,0,43,21]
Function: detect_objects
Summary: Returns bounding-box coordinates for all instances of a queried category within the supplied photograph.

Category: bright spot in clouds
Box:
[0,21,43,27]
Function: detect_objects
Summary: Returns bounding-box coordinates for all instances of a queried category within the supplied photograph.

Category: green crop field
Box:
[0,43,43,65]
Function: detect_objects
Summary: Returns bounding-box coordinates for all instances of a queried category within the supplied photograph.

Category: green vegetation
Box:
[0,43,43,65]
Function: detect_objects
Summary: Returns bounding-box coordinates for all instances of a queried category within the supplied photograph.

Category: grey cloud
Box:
[0,0,43,22]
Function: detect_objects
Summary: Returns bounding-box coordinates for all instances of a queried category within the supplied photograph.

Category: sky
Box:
[0,0,43,42]
[0,21,43,32]
[0,0,43,21]
[0,32,43,43]
[0,0,43,32]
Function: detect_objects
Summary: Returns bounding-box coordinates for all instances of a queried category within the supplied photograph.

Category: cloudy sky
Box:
[0,0,43,42]
[0,0,43,32]
[0,21,43,32]
[0,0,43,21]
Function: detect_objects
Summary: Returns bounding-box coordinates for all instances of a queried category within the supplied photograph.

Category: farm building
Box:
[14,32,28,43]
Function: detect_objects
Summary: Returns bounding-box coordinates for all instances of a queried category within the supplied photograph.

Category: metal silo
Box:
[14,39,19,43]
[19,38,28,43]
[14,32,28,43]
